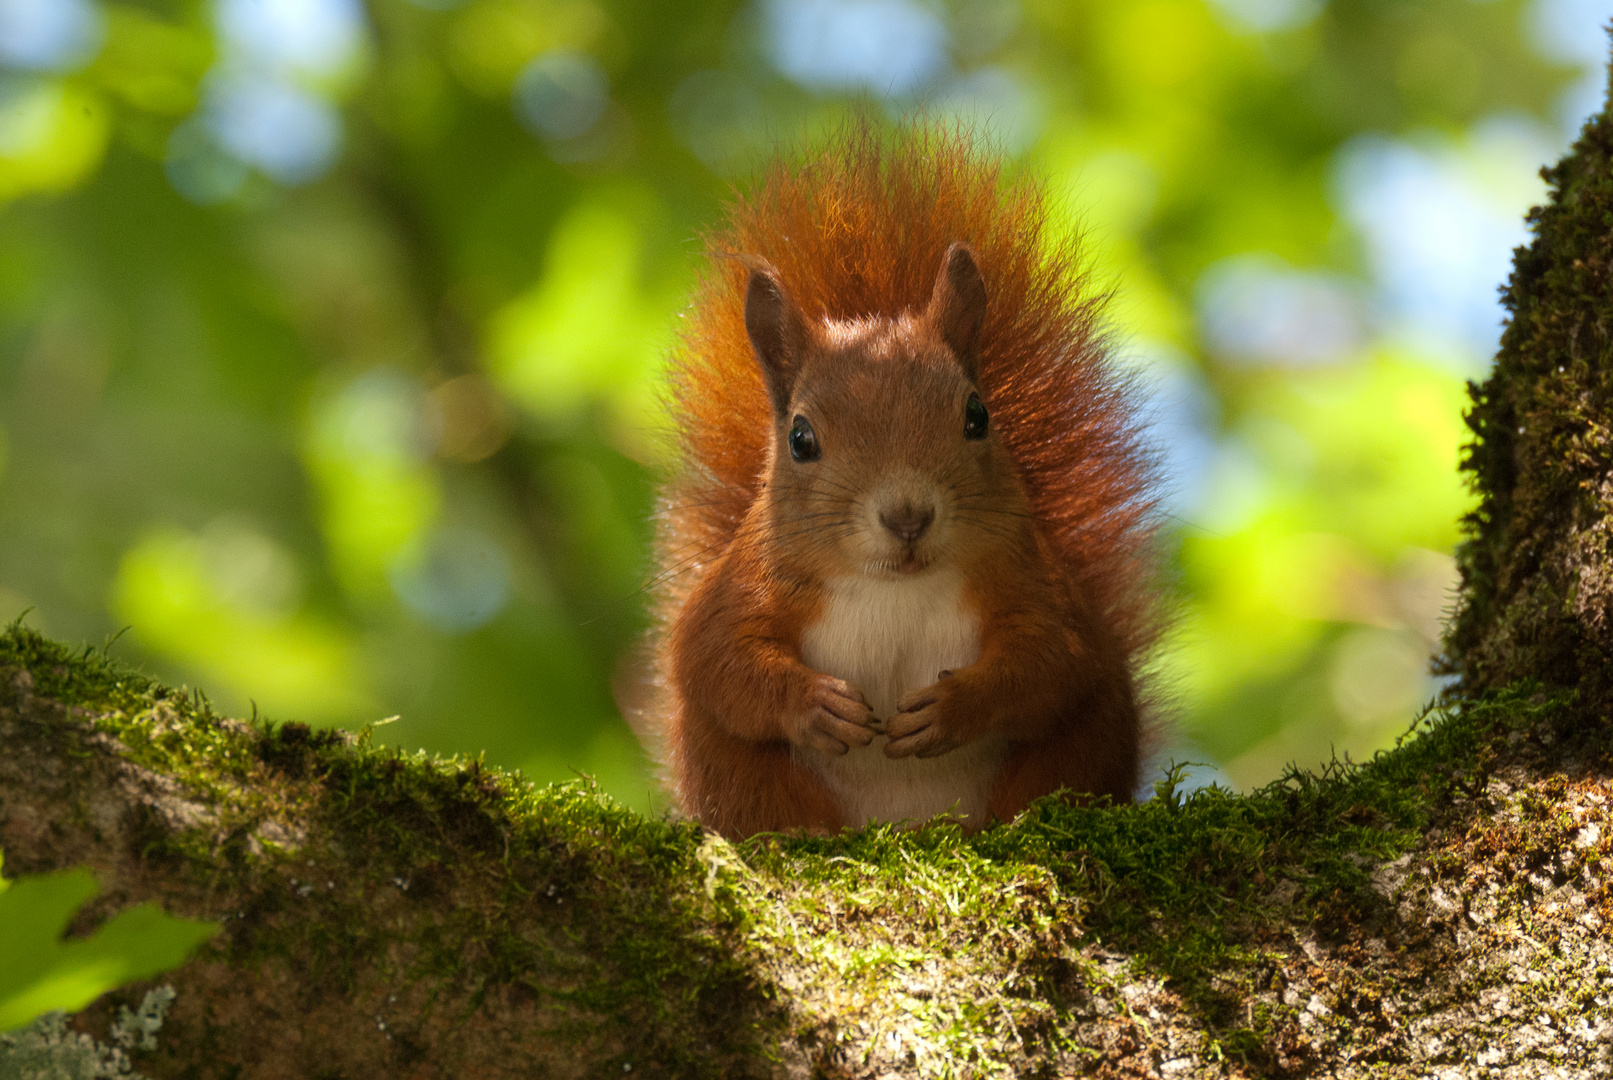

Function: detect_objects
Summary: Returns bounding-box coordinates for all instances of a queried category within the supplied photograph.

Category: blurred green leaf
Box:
[0,80,111,202]
[0,852,219,1033]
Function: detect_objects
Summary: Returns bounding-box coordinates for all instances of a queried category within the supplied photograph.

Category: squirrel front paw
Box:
[787,674,876,755]
[886,671,979,759]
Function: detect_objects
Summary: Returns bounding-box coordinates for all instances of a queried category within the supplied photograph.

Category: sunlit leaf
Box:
[0,854,218,1033]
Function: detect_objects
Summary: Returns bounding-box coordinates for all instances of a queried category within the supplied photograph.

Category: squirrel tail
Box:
[657,120,1163,667]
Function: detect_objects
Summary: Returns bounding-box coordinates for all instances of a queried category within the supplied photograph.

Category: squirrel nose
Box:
[879,504,934,544]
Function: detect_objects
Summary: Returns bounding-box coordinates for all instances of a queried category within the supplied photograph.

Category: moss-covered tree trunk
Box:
[6,57,1613,1080]
[1445,72,1613,716]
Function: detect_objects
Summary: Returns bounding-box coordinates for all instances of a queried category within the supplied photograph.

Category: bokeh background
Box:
[0,0,1605,810]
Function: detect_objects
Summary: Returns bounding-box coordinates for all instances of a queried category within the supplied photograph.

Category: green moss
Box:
[6,619,1597,1075]
[2,621,783,1074]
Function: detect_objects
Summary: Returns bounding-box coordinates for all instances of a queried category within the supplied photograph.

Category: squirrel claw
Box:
[896,689,939,714]
[883,707,939,757]
[887,672,976,757]
[884,724,960,759]
[793,673,875,753]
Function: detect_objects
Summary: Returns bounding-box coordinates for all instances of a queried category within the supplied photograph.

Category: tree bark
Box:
[5,56,1613,1080]
[1444,64,1613,716]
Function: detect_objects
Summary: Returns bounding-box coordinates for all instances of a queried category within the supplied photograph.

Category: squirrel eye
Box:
[788,415,820,462]
[963,393,989,440]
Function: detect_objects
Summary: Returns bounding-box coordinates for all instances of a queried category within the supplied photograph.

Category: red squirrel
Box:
[639,126,1160,839]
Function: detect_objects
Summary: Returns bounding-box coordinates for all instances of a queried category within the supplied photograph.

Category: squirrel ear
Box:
[927,242,988,382]
[744,262,808,418]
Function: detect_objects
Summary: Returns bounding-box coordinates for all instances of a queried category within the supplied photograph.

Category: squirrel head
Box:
[743,243,1030,579]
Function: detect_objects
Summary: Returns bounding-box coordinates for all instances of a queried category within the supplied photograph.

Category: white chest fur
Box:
[799,570,1006,828]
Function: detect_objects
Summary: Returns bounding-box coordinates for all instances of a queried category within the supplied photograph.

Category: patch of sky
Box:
[1334,115,1557,372]
[1197,254,1365,368]
[1203,0,1326,34]
[0,0,102,73]
[165,0,364,201]
[1128,343,1221,521]
[1526,0,1612,139]
[933,66,1041,153]
[515,51,610,142]
[763,0,949,95]
[206,73,341,184]
[218,0,365,81]
[390,527,511,633]
[1136,757,1237,801]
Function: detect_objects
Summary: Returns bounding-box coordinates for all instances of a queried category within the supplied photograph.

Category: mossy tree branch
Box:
[2,637,1610,1076]
[5,48,1613,1080]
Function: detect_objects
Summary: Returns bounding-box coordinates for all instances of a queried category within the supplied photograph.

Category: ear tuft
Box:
[744,261,807,417]
[927,242,988,381]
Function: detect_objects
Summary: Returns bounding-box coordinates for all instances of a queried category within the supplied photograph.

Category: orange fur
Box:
[640,123,1161,838]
